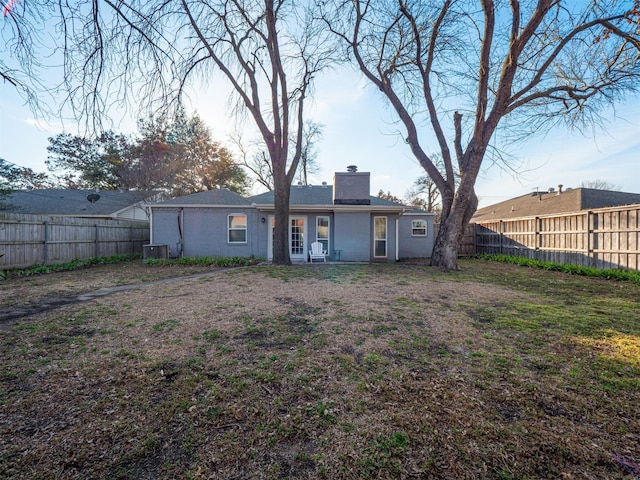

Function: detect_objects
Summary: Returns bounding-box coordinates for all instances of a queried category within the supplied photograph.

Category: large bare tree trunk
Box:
[431,188,478,269]
[272,175,291,265]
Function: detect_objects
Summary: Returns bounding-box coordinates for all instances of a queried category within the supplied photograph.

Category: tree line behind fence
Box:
[0,214,150,269]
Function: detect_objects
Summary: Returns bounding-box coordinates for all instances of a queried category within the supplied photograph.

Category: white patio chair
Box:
[309,241,328,262]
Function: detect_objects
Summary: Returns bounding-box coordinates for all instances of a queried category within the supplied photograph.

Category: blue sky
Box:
[1,66,639,208]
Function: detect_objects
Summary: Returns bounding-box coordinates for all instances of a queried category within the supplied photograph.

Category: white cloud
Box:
[311,69,370,120]
[23,117,63,133]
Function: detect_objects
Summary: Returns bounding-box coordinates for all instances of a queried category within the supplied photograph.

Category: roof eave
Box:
[151,202,408,213]
[402,211,436,216]
[253,203,405,213]
[150,203,253,209]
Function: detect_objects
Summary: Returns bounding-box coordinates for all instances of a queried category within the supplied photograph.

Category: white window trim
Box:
[374,216,387,258]
[316,216,330,253]
[411,219,427,237]
[228,213,247,244]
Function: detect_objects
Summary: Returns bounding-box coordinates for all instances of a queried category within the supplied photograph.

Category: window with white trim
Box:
[316,216,330,253]
[411,219,427,236]
[374,216,387,257]
[228,214,247,243]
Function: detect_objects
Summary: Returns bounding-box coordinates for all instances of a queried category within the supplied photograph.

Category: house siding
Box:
[333,212,372,261]
[115,204,150,221]
[255,213,270,260]
[150,184,435,261]
[152,207,258,258]
[151,208,182,257]
[398,215,435,259]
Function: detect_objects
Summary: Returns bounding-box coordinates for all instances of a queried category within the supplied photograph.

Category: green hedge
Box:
[1,254,262,280]
[143,256,260,267]
[1,254,142,279]
[476,254,640,283]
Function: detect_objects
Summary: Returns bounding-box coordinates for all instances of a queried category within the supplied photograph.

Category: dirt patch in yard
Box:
[1,260,639,479]
[0,261,232,326]
[1,261,225,307]
[0,267,234,327]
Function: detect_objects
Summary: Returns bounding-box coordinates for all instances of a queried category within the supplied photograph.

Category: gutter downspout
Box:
[396,208,405,261]
[178,208,185,257]
[149,207,154,244]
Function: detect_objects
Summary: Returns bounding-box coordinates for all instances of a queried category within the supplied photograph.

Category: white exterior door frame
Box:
[267,215,308,261]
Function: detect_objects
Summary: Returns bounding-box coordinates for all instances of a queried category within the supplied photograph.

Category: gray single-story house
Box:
[149,167,435,262]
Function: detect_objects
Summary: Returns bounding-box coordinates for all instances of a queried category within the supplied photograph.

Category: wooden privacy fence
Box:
[432,224,478,257]
[473,203,640,271]
[0,214,150,269]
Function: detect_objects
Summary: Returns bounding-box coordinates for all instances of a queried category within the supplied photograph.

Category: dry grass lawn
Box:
[1,259,639,479]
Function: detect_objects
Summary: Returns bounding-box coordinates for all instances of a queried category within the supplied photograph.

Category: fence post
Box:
[130,225,134,253]
[587,211,593,267]
[43,221,49,266]
[535,217,540,260]
[94,224,99,258]
[473,222,477,255]
[499,220,504,254]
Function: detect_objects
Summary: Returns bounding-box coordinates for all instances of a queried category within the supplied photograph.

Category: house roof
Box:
[473,187,640,222]
[248,185,405,207]
[157,188,251,206]
[151,185,433,214]
[0,189,158,216]
[153,185,411,209]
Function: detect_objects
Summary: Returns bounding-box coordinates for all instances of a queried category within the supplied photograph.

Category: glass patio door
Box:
[267,215,307,261]
[289,216,306,260]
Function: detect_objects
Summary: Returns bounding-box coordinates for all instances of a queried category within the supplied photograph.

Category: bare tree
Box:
[376,189,403,203]
[177,0,335,264]
[323,0,640,269]
[406,176,442,219]
[247,153,275,192]
[5,0,334,264]
[234,121,322,192]
[579,179,622,191]
[231,133,275,191]
[0,1,50,114]
[405,154,448,218]
[296,122,323,186]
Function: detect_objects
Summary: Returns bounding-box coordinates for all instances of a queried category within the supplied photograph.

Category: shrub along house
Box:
[149,166,435,262]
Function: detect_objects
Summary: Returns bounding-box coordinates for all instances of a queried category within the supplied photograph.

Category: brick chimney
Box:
[333,166,371,205]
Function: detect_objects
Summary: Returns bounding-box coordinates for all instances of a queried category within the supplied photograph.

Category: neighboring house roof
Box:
[248,185,407,208]
[157,188,252,206]
[0,189,158,217]
[473,187,640,222]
